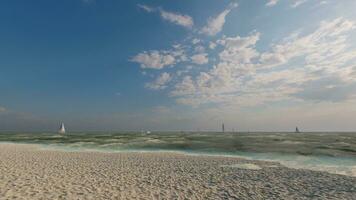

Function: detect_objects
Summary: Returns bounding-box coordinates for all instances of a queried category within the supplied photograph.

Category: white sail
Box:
[59,123,66,134]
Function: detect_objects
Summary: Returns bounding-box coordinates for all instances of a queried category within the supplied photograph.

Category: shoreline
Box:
[2,141,356,178]
[1,143,356,199]
[2,141,356,177]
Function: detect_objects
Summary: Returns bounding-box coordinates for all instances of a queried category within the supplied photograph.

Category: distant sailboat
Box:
[58,123,66,134]
[295,127,300,133]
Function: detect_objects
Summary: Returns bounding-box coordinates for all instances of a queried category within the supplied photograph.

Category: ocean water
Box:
[0,132,355,177]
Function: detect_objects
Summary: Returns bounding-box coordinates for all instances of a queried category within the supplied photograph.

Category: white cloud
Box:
[194,45,205,53]
[266,0,279,7]
[192,38,200,45]
[319,1,328,6]
[145,72,172,90]
[260,18,356,69]
[295,77,356,102]
[191,53,209,65]
[134,5,356,111]
[291,0,308,8]
[137,4,154,12]
[131,41,189,70]
[170,33,261,106]
[218,32,260,64]
[160,10,194,28]
[170,18,356,107]
[138,4,194,29]
[266,0,309,8]
[131,51,176,69]
[171,76,196,97]
[209,42,217,49]
[200,3,238,36]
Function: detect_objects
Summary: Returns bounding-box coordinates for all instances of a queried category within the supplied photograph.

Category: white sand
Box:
[0,143,355,199]
[220,163,262,170]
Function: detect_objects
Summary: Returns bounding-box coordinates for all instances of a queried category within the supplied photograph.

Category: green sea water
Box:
[1,132,356,176]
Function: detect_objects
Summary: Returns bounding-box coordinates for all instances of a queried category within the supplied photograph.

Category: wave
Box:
[33,142,356,177]
[1,132,356,177]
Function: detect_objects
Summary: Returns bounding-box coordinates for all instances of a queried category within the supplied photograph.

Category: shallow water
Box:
[1,132,356,176]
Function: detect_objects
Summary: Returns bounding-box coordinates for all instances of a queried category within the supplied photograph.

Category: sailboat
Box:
[58,123,66,134]
[295,127,300,133]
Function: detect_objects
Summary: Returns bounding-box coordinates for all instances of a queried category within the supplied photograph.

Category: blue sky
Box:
[1,0,356,131]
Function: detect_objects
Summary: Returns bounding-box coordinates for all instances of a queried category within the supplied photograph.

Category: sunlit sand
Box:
[1,143,355,199]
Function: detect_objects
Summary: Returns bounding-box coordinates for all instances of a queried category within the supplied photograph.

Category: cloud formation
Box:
[218,32,260,64]
[295,77,356,102]
[138,4,194,29]
[291,0,308,8]
[137,4,154,12]
[131,51,176,69]
[133,1,356,112]
[266,0,309,8]
[160,10,194,29]
[266,0,279,7]
[191,53,209,65]
[169,18,356,107]
[200,3,238,36]
[260,18,356,69]
[145,72,172,90]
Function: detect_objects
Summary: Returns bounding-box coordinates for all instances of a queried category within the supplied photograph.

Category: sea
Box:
[0,132,355,177]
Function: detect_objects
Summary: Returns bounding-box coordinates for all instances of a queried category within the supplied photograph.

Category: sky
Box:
[1,0,356,132]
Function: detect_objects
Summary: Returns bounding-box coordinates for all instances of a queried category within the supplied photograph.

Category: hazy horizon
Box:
[1,127,356,133]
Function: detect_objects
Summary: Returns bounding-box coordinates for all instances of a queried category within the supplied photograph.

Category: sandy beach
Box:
[0,143,355,199]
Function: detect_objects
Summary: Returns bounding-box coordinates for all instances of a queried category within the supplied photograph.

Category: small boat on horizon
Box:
[58,123,66,134]
[295,127,300,133]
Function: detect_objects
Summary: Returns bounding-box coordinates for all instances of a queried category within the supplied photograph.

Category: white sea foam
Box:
[231,152,356,177]
[278,157,356,177]
[280,141,303,145]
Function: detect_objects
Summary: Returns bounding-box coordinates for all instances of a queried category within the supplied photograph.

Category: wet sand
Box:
[0,143,355,199]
